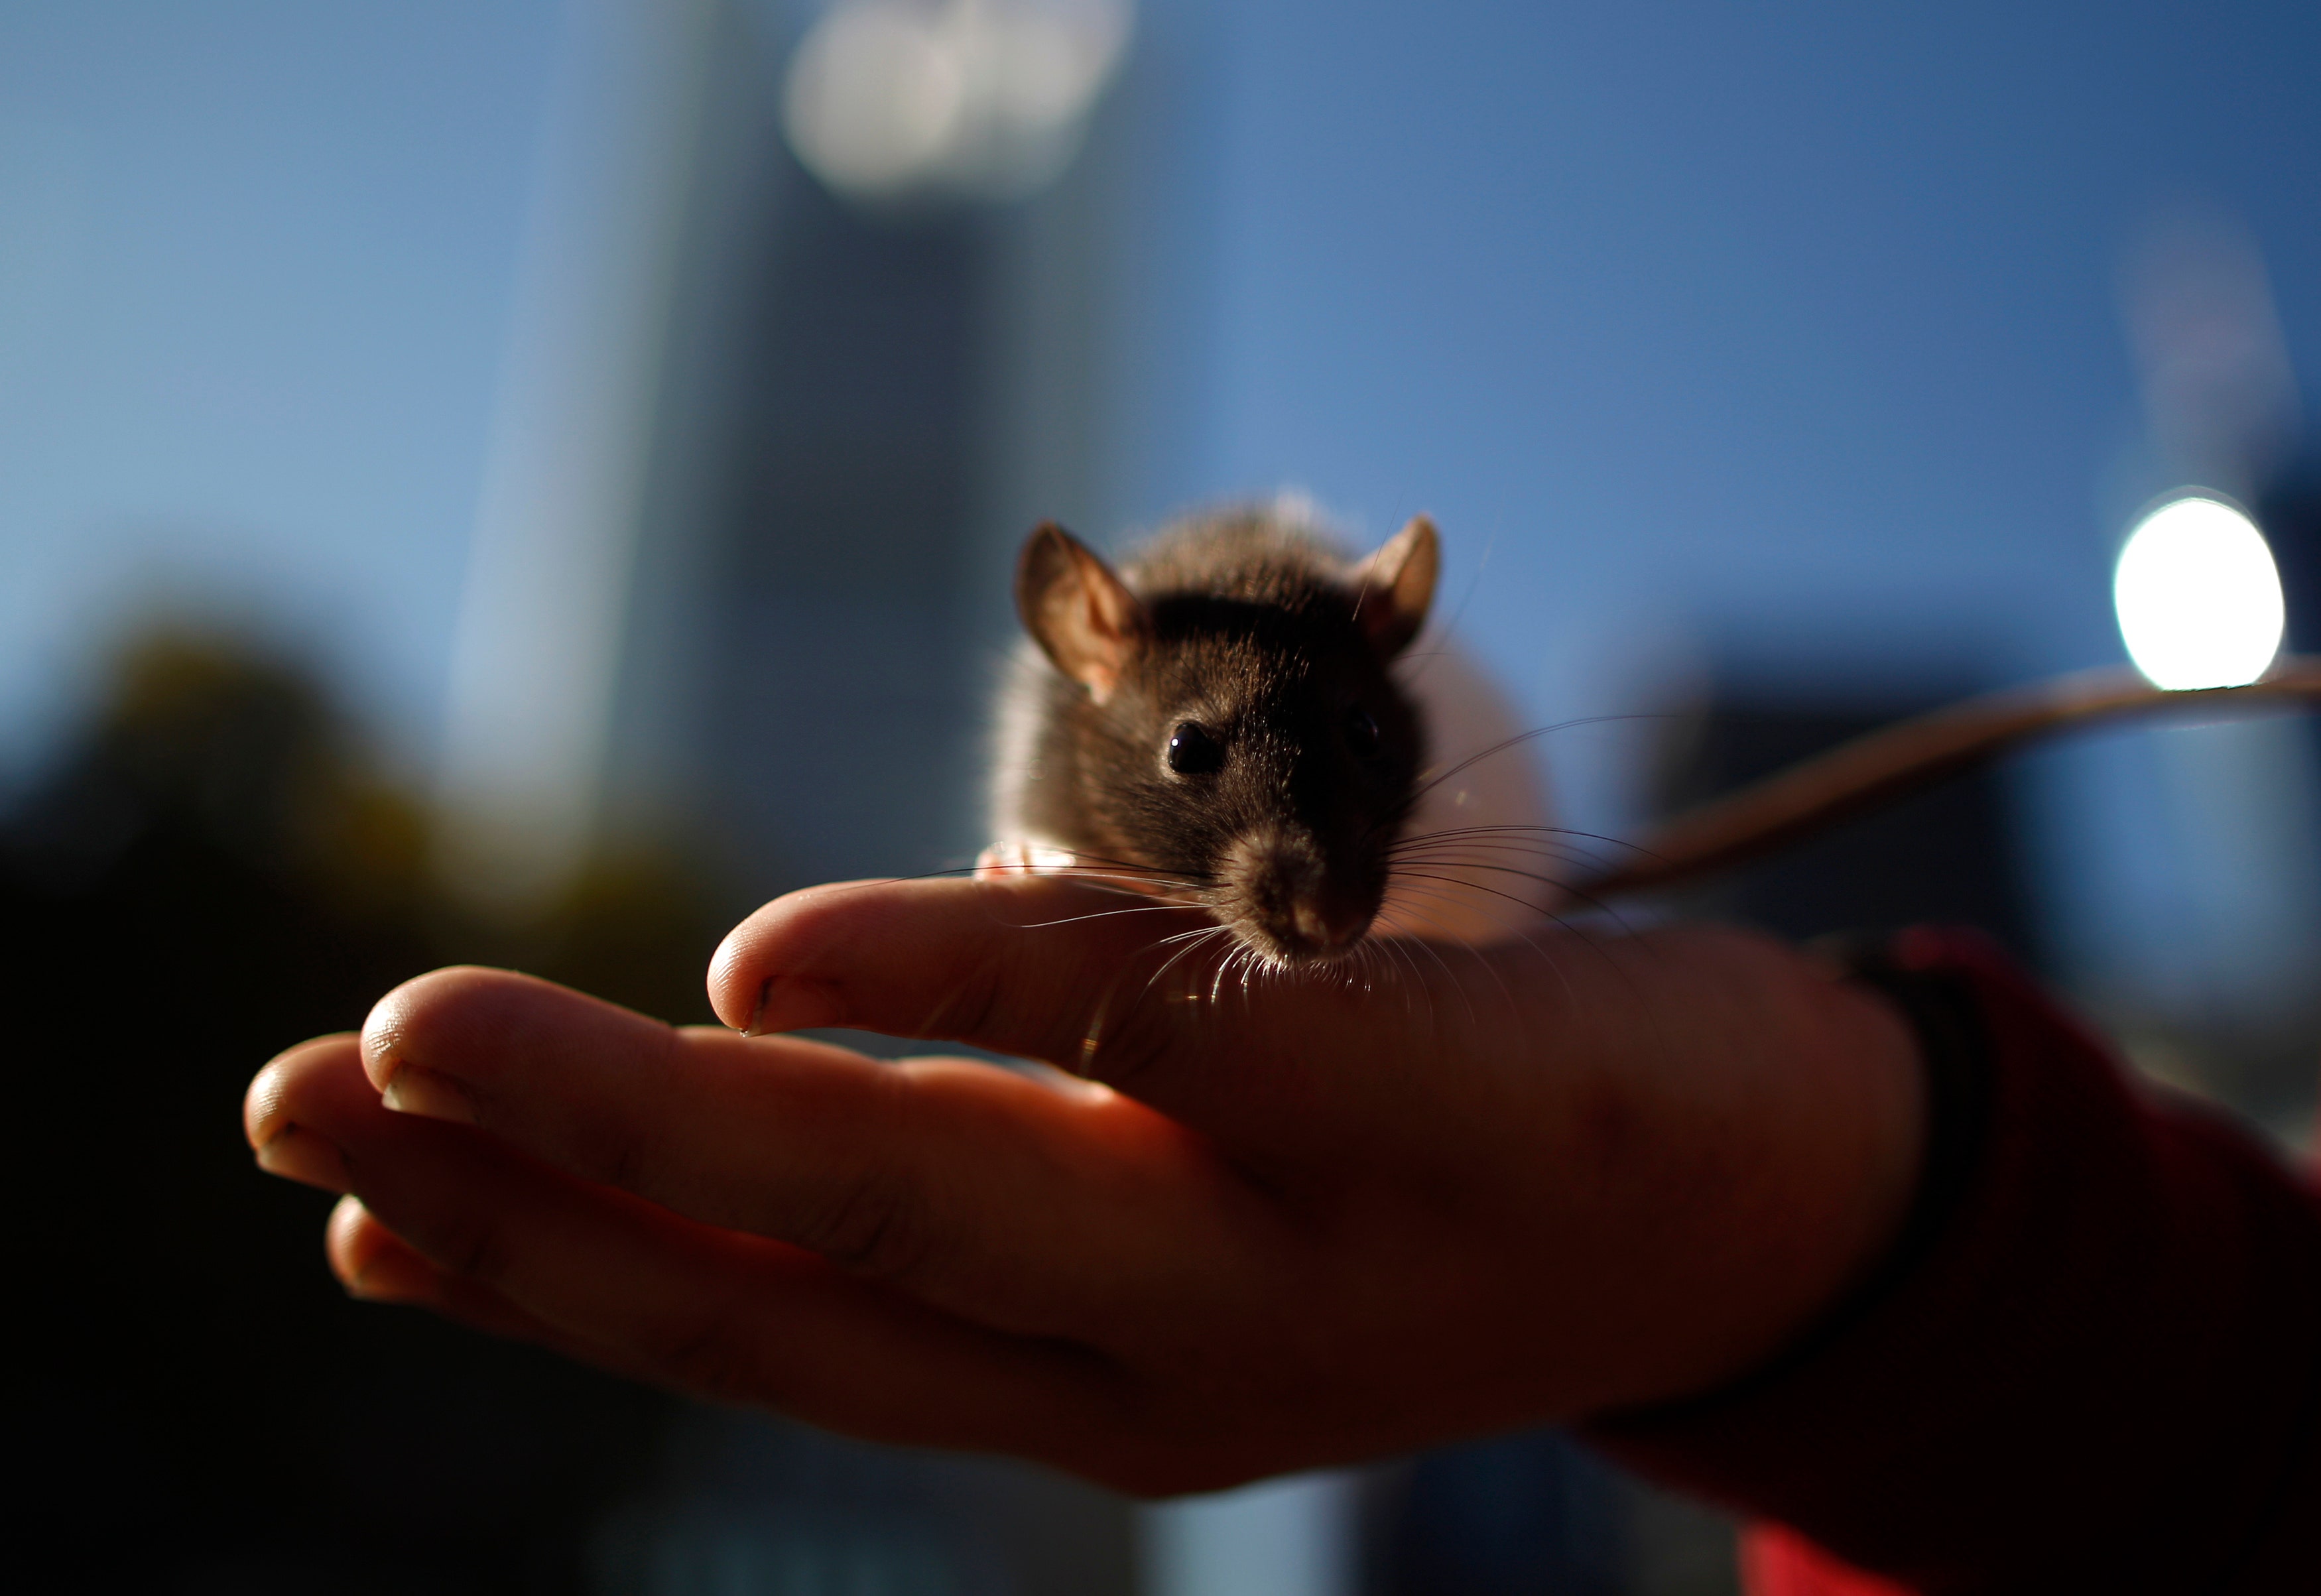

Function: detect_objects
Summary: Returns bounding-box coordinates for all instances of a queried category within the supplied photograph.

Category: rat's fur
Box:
[996,509,1421,961]
[991,502,1557,962]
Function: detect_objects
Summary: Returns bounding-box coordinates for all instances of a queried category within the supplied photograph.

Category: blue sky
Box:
[1169,2,2320,705]
[0,1,557,776]
[8,1,2316,755]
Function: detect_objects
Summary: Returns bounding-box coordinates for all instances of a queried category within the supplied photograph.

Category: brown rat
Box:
[987,504,1455,963]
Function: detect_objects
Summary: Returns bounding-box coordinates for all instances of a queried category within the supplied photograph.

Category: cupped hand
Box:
[244,876,1922,1494]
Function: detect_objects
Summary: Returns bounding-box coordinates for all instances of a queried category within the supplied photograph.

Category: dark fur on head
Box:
[1002,506,1439,963]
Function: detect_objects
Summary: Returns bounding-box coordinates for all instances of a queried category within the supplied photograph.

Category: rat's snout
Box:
[1218,827,1378,962]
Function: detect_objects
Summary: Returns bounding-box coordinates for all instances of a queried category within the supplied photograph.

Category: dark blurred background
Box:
[5,1,2318,1591]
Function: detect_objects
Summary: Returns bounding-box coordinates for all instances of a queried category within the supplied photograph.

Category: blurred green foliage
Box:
[4,628,762,1590]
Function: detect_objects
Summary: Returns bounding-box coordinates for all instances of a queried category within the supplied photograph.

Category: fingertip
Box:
[244,1062,292,1150]
[324,1195,430,1304]
[708,881,886,1032]
[361,964,648,1095]
[325,1193,380,1278]
[357,964,491,1091]
[245,1034,358,1148]
[357,968,433,1090]
[706,921,760,1031]
[706,873,1204,1066]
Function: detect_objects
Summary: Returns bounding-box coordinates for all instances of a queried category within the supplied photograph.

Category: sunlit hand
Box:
[244,876,1922,1494]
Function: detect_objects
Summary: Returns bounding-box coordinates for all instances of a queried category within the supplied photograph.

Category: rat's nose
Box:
[1290,896,1371,951]
[1223,829,1377,961]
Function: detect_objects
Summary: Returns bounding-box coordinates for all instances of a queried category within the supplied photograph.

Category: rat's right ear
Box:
[1016,522,1150,702]
[1349,514,1440,658]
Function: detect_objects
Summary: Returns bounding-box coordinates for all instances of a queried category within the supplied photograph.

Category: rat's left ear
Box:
[1016,522,1151,702]
[1350,515,1440,657]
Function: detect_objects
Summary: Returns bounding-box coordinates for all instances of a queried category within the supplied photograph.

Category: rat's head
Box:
[1015,515,1440,963]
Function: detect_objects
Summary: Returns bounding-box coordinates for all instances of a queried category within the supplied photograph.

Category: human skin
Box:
[243,874,1924,1496]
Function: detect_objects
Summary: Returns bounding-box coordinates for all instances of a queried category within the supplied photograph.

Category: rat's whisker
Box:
[1389,916,1481,1031]
[1387,845,1592,879]
[1374,934,1428,1016]
[1383,713,1670,833]
[971,866,1214,906]
[1388,821,1659,864]
[1010,902,1213,930]
[1389,857,1588,895]
[1013,864,1217,895]
[1386,828,1627,861]
[1389,831,1613,858]
[1057,851,1222,885]
[1388,850,1644,934]
[1387,853,1603,887]
[1142,923,1236,1003]
[1344,936,1385,1000]
[1383,887,1582,1013]
[1388,868,1636,954]
[1384,871,1621,994]
[1375,898,1524,1019]
[1151,920,1241,951]
[1229,944,1267,1004]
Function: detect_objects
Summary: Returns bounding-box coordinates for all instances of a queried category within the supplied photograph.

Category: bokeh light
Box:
[2113,495,2285,690]
[783,0,1133,204]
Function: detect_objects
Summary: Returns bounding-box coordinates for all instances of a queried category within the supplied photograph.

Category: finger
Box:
[327,1194,714,1392]
[710,876,1214,1050]
[247,1034,360,1192]
[328,1194,610,1348]
[358,967,1277,1342]
[257,1035,1138,1465]
[257,1044,603,1357]
[706,875,1562,1148]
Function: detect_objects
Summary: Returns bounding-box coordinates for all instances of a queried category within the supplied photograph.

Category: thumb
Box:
[707,875,1522,1150]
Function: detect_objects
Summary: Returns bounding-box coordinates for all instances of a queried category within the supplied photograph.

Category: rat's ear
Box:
[1350,514,1440,657]
[1016,522,1151,702]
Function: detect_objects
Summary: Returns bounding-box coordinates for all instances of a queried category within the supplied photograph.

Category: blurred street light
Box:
[2113,494,2285,690]
[783,0,1132,204]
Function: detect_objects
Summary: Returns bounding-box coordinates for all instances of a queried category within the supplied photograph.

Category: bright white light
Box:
[783,5,964,197]
[783,0,1133,206]
[2113,495,2284,690]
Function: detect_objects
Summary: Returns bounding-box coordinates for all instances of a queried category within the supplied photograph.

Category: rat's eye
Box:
[1166,721,1225,775]
[1344,705,1382,758]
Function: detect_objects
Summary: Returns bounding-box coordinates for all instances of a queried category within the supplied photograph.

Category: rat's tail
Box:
[1584,658,2321,898]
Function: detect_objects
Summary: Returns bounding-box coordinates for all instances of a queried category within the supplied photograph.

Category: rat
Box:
[984,499,1556,965]
[985,499,2321,966]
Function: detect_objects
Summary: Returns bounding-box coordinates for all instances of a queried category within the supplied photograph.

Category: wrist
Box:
[1598,928,1932,1410]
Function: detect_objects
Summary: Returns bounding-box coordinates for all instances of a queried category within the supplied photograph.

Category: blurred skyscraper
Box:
[434,1,1180,1588]
[436,0,1196,911]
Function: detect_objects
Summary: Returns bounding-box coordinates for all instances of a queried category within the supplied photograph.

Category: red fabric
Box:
[1741,1522,1915,1596]
[1587,928,2321,1593]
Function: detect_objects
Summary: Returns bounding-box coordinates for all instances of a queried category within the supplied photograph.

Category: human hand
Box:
[245,876,1922,1493]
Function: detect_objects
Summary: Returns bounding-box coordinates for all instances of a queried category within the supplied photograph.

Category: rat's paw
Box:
[974,843,1026,878]
[976,841,1080,878]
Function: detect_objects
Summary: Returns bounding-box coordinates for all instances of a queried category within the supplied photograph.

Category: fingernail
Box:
[255,1124,353,1191]
[379,1065,479,1125]
[744,975,775,1038]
